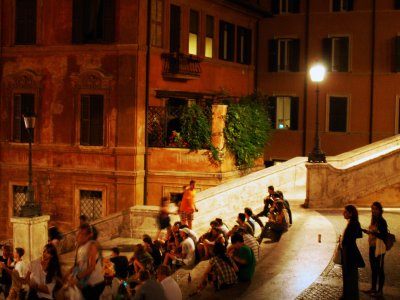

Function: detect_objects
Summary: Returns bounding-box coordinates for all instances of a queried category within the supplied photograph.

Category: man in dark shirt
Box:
[110,247,129,279]
[0,245,13,298]
[253,185,275,228]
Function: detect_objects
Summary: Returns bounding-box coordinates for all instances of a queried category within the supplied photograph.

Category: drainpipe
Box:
[254,19,259,90]
[144,0,151,205]
[369,0,376,144]
[302,0,310,156]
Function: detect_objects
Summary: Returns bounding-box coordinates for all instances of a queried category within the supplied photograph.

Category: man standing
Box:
[179,180,197,229]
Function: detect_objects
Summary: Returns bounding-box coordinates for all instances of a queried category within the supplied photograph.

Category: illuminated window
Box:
[267,96,299,130]
[189,10,199,55]
[205,15,214,58]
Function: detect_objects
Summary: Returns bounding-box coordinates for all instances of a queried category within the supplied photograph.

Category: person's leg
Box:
[377,254,385,293]
[253,212,265,228]
[369,247,378,292]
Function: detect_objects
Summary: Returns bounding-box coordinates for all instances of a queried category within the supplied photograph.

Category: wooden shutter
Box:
[332,0,340,11]
[290,97,299,130]
[72,0,84,43]
[346,0,354,11]
[103,0,116,43]
[338,37,349,72]
[322,38,332,71]
[289,39,300,71]
[13,95,22,142]
[15,0,37,44]
[268,40,278,72]
[170,5,181,52]
[329,97,347,132]
[394,36,400,72]
[267,97,277,129]
[80,96,90,145]
[289,0,300,13]
[90,95,104,146]
[271,0,280,14]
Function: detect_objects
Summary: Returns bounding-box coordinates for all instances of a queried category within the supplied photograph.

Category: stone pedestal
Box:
[10,215,50,263]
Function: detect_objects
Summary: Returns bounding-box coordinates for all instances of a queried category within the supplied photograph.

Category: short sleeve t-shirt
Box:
[237,245,256,281]
[181,238,195,266]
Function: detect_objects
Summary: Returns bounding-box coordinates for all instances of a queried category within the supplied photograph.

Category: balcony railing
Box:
[161,52,202,79]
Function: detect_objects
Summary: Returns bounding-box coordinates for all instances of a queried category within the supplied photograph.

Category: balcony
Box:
[161,52,202,80]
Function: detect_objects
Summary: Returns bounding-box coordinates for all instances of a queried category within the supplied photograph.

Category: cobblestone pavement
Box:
[296,209,400,300]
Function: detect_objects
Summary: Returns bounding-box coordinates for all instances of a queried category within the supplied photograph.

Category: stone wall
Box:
[306,135,400,208]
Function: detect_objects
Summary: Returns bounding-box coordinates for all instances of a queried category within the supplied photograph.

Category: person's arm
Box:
[133,259,145,273]
[231,253,247,265]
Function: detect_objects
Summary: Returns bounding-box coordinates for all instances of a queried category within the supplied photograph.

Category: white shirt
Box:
[161,276,182,300]
[14,260,27,278]
[181,238,195,266]
[28,259,56,299]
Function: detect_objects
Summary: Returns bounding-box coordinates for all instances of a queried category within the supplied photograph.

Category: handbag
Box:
[333,235,342,265]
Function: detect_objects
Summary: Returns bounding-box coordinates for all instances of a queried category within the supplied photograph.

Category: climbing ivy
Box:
[224,93,272,167]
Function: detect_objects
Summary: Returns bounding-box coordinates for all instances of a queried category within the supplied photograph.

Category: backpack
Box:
[385,231,396,251]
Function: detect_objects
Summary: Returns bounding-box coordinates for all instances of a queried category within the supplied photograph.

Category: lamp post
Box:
[19,113,41,217]
[308,63,326,163]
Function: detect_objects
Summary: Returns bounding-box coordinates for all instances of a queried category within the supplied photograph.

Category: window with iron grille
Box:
[72,0,115,44]
[80,190,102,222]
[13,93,35,143]
[329,96,348,132]
[13,185,27,216]
[271,0,300,14]
[323,37,349,72]
[15,0,37,45]
[151,0,164,47]
[332,0,354,12]
[80,95,104,146]
[268,38,300,72]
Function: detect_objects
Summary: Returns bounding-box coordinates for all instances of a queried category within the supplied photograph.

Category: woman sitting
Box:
[128,244,154,278]
[198,243,238,291]
[257,201,289,243]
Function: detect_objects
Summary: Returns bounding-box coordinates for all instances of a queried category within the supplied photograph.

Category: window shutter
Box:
[322,38,332,71]
[395,36,400,72]
[245,29,252,65]
[289,39,300,71]
[396,0,400,9]
[271,0,280,14]
[338,37,349,72]
[289,0,300,13]
[267,97,277,129]
[170,5,181,52]
[102,0,116,43]
[329,97,347,132]
[268,39,278,72]
[13,95,22,142]
[332,0,340,11]
[15,0,37,45]
[72,0,84,43]
[290,97,299,130]
[80,96,90,145]
[346,0,354,11]
[90,95,104,146]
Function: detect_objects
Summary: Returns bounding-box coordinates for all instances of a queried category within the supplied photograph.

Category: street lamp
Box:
[19,113,41,217]
[308,63,326,163]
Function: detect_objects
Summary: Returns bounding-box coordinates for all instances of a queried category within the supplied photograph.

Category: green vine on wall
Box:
[180,104,220,161]
[224,93,272,167]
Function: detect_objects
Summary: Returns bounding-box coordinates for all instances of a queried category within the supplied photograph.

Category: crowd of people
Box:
[0,181,392,300]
